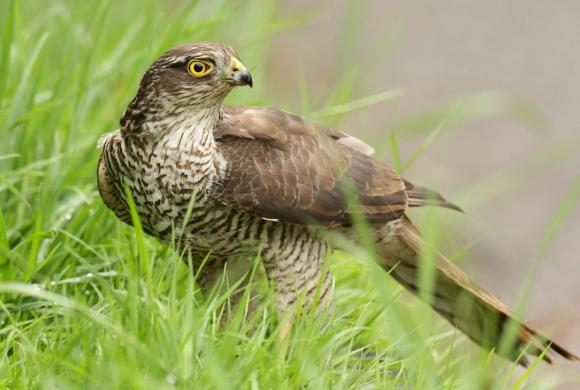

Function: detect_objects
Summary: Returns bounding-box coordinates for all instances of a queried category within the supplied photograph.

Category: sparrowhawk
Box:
[97,42,577,365]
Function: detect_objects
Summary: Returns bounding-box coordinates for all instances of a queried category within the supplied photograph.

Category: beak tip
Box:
[237,71,253,88]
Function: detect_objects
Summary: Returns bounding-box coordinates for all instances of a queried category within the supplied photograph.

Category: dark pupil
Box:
[193,63,204,73]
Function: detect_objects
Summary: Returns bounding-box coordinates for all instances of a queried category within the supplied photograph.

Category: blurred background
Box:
[1,0,579,385]
[265,0,580,366]
[259,1,580,370]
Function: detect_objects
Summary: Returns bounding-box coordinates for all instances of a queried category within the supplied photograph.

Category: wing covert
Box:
[210,106,407,226]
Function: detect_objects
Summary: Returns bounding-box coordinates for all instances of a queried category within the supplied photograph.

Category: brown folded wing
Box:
[210,106,408,226]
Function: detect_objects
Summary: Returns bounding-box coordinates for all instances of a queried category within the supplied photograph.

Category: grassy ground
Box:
[1,1,577,389]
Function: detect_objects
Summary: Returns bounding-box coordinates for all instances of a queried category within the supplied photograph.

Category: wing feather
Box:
[211,106,406,226]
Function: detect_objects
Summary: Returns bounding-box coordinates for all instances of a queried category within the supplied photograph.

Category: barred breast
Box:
[98,126,278,258]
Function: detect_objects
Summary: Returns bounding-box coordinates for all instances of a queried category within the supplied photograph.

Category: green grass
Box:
[1,1,578,389]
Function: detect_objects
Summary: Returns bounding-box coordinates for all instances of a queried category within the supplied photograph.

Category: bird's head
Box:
[124,42,252,126]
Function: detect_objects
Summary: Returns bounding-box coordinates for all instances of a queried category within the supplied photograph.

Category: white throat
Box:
[151,104,224,190]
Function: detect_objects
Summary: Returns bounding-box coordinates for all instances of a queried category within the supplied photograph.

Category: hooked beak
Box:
[225,57,253,88]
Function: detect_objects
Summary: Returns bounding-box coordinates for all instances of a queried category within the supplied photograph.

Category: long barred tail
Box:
[377,218,579,366]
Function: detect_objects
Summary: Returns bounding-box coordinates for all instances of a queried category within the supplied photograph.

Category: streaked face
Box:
[147,42,252,109]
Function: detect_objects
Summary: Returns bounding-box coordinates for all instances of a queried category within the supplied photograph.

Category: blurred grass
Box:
[1,0,578,389]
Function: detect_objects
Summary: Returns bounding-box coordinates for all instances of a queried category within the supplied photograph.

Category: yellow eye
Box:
[188,60,212,77]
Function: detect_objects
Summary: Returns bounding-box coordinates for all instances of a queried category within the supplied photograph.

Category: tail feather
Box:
[403,179,464,213]
[378,218,579,365]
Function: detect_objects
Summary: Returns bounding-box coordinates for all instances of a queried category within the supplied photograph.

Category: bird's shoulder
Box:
[96,130,133,225]
[215,105,375,155]
[97,130,124,150]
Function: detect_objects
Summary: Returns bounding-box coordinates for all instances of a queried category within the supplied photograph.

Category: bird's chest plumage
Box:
[133,132,214,232]
[101,121,262,255]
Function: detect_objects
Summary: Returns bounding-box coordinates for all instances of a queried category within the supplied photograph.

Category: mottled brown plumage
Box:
[97,42,578,366]
[213,106,407,226]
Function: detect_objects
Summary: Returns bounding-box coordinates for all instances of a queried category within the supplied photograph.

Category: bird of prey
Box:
[97,42,577,365]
